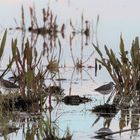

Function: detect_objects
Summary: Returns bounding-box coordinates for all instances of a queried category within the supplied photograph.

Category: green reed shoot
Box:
[93,36,140,92]
[11,38,47,101]
[0,30,7,60]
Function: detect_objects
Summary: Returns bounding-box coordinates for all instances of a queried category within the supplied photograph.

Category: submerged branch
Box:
[95,127,140,138]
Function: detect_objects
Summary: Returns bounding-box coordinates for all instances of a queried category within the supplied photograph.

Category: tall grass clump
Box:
[11,39,47,96]
[93,36,140,93]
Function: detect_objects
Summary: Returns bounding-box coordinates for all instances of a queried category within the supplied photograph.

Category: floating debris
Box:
[91,104,118,117]
[96,127,113,135]
[2,96,32,111]
[62,95,92,105]
[0,95,43,112]
[94,127,113,140]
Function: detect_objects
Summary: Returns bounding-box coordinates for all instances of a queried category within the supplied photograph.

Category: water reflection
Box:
[91,87,140,139]
[1,1,140,140]
[0,110,72,140]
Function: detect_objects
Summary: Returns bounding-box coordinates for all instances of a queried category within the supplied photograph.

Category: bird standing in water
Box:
[94,82,114,102]
[0,78,19,95]
[94,82,114,95]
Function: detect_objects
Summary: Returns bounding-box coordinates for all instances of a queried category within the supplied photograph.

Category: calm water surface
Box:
[0,0,140,140]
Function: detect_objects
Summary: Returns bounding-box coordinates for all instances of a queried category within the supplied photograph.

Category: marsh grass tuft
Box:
[93,36,140,93]
[0,36,48,111]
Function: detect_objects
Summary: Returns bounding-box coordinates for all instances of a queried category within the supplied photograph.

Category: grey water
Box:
[0,0,140,140]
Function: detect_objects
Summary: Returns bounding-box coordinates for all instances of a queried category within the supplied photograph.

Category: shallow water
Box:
[0,0,140,140]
